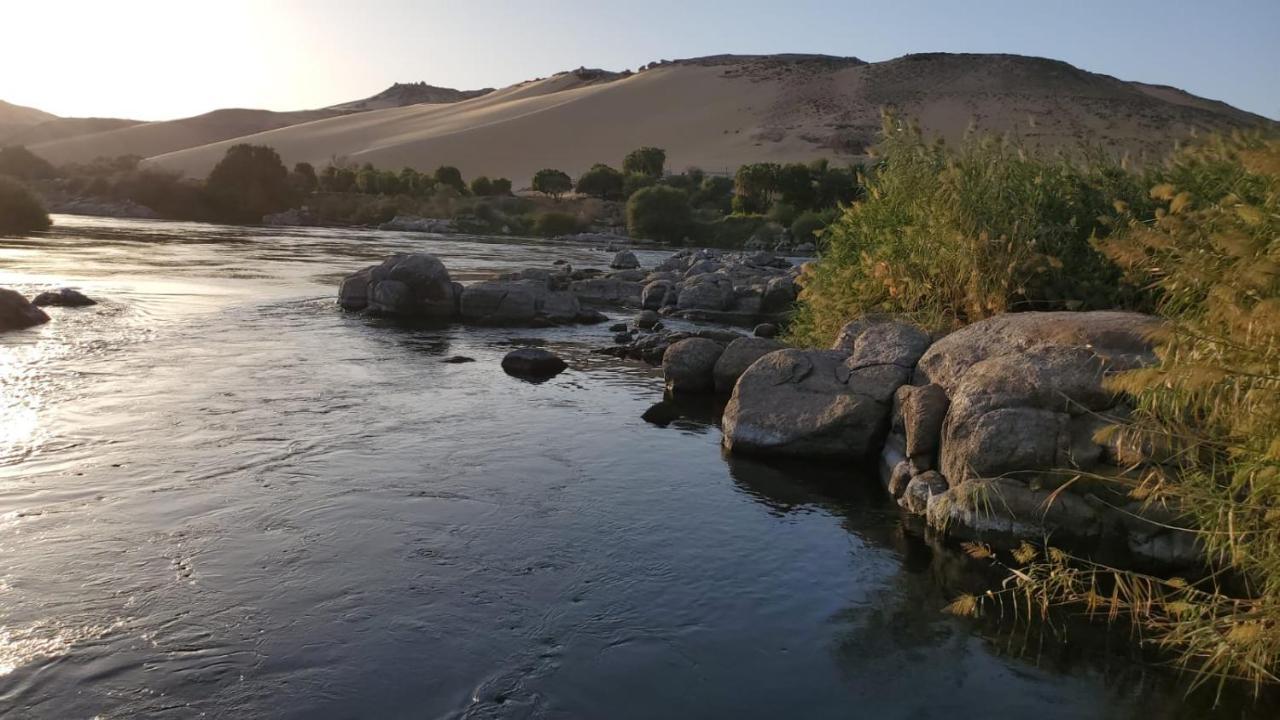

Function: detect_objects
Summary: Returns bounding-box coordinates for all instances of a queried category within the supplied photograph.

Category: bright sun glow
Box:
[1,1,313,120]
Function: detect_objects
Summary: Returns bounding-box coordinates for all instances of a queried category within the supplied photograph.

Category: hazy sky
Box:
[3,0,1277,121]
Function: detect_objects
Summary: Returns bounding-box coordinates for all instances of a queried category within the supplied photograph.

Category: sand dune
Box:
[0,99,58,142]
[142,54,1271,188]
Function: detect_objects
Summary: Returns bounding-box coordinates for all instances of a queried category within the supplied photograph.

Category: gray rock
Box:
[753,323,778,338]
[610,250,640,270]
[761,275,798,314]
[662,338,726,394]
[712,337,784,394]
[635,310,660,329]
[0,288,50,331]
[722,349,910,459]
[460,280,539,325]
[571,278,643,306]
[676,273,734,312]
[360,253,457,318]
[379,215,454,233]
[338,267,372,311]
[32,288,97,307]
[501,348,567,378]
[640,280,675,310]
[899,471,948,514]
[899,383,949,459]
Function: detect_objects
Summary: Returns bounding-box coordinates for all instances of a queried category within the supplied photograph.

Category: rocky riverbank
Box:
[334,251,1193,573]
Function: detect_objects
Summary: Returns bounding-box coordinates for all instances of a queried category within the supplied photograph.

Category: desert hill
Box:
[142,53,1273,188]
[0,99,58,141]
[19,81,491,165]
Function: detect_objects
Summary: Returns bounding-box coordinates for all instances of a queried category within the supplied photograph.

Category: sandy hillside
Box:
[143,53,1273,188]
[0,99,58,142]
[24,81,491,165]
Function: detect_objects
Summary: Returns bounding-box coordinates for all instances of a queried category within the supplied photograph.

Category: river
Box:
[0,215,1270,718]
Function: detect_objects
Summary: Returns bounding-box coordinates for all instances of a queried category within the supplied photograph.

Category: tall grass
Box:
[788,114,1151,344]
[947,134,1280,690]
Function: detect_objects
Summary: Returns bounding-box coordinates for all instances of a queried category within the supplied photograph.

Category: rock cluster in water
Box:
[338,249,802,329]
[0,286,100,332]
[650,308,1195,569]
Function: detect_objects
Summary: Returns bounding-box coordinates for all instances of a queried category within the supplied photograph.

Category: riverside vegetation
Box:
[1,142,861,247]
[791,117,1280,691]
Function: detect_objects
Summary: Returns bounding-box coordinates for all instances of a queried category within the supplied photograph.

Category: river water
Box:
[0,215,1270,719]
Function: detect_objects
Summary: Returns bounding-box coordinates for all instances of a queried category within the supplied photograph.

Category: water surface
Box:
[0,216,1270,718]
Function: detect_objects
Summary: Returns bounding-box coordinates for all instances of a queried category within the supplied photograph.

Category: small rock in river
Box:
[501,348,567,379]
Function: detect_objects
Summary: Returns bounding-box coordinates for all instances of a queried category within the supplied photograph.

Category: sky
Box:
[2,0,1277,121]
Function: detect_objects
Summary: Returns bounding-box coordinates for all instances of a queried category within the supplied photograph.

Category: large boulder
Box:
[341,253,457,318]
[911,311,1160,486]
[459,281,539,325]
[0,288,50,331]
[676,273,734,312]
[570,278,643,306]
[712,337,785,394]
[723,320,931,459]
[662,338,726,394]
[640,280,675,310]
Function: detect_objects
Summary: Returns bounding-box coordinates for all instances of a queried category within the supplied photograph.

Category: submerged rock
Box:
[501,348,567,379]
[0,288,50,331]
[32,288,97,307]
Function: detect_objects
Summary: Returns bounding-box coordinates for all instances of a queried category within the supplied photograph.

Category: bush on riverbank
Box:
[788,117,1152,345]
[944,134,1280,688]
[0,176,52,234]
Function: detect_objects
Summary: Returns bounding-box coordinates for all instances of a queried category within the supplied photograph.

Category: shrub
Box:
[623,146,666,178]
[205,144,295,223]
[788,117,1149,345]
[767,200,798,227]
[0,145,57,180]
[627,185,692,243]
[775,162,815,210]
[470,176,494,196]
[575,164,624,200]
[953,134,1280,688]
[533,211,580,236]
[692,175,734,213]
[490,177,513,196]
[434,166,466,193]
[790,210,830,245]
[622,171,656,198]
[531,168,573,200]
[0,176,51,234]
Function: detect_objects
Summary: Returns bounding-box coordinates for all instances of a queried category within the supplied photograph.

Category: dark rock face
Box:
[339,253,456,318]
[753,323,778,338]
[662,338,726,394]
[441,356,475,364]
[32,288,97,307]
[0,288,50,331]
[501,348,567,379]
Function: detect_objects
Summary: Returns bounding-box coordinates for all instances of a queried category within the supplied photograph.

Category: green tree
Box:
[356,164,381,194]
[775,162,815,210]
[692,175,734,213]
[470,176,494,196]
[622,172,656,198]
[0,176,51,234]
[575,164,624,199]
[0,145,57,180]
[290,162,318,195]
[733,163,780,214]
[490,178,513,196]
[626,185,692,243]
[434,165,466,193]
[205,144,294,223]
[531,168,573,200]
[623,146,666,178]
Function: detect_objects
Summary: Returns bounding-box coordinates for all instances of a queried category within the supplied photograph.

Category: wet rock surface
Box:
[0,287,51,331]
